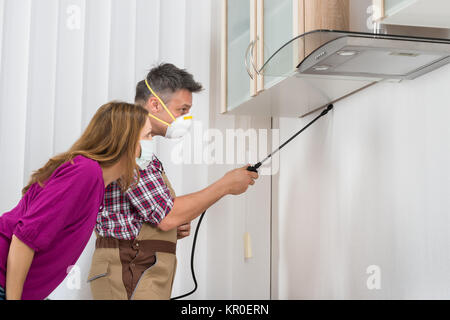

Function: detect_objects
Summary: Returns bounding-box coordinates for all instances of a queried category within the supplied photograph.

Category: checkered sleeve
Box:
[126,165,174,226]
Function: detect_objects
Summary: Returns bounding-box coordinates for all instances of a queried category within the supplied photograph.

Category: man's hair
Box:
[135,63,203,106]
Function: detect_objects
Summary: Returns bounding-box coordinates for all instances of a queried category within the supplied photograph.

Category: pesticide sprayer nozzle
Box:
[320,104,334,116]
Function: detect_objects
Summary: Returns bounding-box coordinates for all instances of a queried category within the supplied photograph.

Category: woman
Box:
[0,101,151,300]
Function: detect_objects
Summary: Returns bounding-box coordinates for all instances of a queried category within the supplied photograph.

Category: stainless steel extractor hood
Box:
[228,29,450,118]
[308,30,450,80]
[261,29,450,80]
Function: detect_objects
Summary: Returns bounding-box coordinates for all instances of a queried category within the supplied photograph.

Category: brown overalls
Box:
[88,172,177,300]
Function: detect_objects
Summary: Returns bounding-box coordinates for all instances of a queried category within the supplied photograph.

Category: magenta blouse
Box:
[0,155,105,300]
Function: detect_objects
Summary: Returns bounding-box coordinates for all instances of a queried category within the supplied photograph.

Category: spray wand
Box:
[247,104,334,172]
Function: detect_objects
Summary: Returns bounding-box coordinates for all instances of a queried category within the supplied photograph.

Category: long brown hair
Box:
[22,102,149,196]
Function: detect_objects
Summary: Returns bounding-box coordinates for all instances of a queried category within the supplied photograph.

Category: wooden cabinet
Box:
[221,0,349,114]
[373,0,450,29]
[304,0,349,55]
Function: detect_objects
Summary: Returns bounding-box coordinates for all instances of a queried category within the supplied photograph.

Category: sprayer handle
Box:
[247,161,263,172]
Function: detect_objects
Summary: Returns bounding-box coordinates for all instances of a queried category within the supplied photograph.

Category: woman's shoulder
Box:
[53,155,102,182]
[72,154,101,170]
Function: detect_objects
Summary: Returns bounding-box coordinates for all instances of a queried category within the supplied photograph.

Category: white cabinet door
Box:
[261,0,301,91]
[222,0,304,112]
[222,0,257,113]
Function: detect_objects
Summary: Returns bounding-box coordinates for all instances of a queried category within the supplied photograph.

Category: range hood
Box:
[262,29,450,80]
[228,29,450,118]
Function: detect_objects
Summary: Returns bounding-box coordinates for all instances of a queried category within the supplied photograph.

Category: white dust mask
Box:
[136,139,155,170]
[164,113,193,139]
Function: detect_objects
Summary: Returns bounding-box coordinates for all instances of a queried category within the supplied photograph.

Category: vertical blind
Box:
[0,0,161,213]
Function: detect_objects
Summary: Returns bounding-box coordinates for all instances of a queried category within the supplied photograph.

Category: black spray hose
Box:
[171,104,333,299]
[170,211,206,300]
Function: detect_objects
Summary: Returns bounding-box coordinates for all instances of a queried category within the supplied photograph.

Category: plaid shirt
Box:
[95,155,174,240]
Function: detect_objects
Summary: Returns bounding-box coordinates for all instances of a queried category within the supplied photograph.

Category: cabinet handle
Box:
[250,36,260,76]
[245,40,255,80]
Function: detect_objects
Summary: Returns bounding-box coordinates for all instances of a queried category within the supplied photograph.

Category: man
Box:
[88,63,258,300]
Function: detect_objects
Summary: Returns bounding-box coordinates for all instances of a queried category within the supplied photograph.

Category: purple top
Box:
[0,155,105,300]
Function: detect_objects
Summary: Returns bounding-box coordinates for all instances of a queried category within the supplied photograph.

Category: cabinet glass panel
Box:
[263,0,293,88]
[227,0,251,110]
[384,0,411,15]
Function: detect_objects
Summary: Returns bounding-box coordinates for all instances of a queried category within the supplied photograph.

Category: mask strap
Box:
[145,79,176,122]
[147,113,171,127]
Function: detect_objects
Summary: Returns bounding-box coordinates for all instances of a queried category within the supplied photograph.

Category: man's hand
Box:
[157,165,259,233]
[221,165,259,195]
[177,222,191,239]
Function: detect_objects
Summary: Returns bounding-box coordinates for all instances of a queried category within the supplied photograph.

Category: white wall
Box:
[270,0,450,300]
[273,63,450,299]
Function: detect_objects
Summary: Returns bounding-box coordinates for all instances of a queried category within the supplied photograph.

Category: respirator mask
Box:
[136,139,156,170]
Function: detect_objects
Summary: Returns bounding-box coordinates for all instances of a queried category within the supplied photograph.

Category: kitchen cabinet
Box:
[221,0,349,114]
[373,0,450,29]
[222,1,450,118]
[222,0,304,113]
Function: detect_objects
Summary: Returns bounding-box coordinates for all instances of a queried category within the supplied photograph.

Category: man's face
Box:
[145,89,193,137]
[165,89,192,118]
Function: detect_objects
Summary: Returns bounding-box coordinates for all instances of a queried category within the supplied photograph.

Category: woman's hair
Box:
[22,102,149,196]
